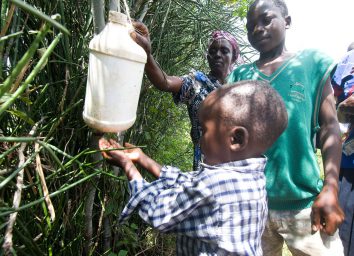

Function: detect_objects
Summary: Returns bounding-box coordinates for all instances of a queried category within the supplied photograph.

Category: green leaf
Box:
[6,109,35,125]
[130,223,138,230]
[144,132,151,140]
[117,250,128,256]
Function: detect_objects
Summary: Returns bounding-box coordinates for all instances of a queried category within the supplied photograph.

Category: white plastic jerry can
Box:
[83,11,147,132]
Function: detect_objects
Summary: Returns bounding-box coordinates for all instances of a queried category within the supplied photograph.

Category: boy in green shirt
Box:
[228,0,344,255]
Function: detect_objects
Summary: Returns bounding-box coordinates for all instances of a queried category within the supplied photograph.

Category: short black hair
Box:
[250,0,289,17]
[210,80,288,149]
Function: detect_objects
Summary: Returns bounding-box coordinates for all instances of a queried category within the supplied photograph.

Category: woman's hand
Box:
[337,94,354,123]
[130,21,152,55]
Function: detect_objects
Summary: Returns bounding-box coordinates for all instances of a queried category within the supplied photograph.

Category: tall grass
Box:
[0,0,253,255]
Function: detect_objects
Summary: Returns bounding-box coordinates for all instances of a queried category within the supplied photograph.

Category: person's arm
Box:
[131,21,183,94]
[123,142,161,178]
[311,77,344,235]
[121,166,215,233]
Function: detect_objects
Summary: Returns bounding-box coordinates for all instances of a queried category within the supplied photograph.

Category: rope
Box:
[122,0,132,24]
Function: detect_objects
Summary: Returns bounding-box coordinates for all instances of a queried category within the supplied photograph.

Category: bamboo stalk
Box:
[0,151,37,190]
[0,169,102,218]
[103,215,111,252]
[1,0,9,30]
[0,31,23,43]
[2,141,26,255]
[2,119,42,255]
[10,0,69,35]
[92,194,108,253]
[0,4,16,37]
[35,143,56,222]
[0,137,41,142]
[84,185,96,255]
[91,0,105,34]
[0,32,63,116]
[0,21,51,98]
[109,0,118,11]
[84,132,103,255]
[85,1,106,254]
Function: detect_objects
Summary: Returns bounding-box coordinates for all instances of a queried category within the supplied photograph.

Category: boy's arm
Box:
[125,142,162,178]
[99,139,162,179]
[311,78,344,235]
[131,21,183,94]
[122,166,215,233]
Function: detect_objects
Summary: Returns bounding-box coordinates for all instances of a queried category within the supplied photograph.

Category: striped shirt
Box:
[120,158,268,256]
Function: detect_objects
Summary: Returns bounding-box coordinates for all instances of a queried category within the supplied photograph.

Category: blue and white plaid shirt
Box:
[120,158,268,256]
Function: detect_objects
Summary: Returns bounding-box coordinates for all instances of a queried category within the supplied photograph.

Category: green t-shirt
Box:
[228,49,334,210]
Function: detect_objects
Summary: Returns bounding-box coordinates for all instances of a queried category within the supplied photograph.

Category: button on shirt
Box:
[120,158,268,256]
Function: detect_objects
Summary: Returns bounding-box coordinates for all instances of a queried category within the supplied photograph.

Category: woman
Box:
[131,22,241,170]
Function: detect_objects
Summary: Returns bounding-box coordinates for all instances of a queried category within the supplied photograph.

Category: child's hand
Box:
[99,138,129,167]
[121,142,144,163]
[311,185,344,235]
[130,21,152,55]
[98,138,142,180]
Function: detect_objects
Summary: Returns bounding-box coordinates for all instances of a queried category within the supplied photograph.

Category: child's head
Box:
[198,80,288,165]
[246,0,291,54]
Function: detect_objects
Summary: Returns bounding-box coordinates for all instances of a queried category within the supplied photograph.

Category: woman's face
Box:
[207,39,235,79]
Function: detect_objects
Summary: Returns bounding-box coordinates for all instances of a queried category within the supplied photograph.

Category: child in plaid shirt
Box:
[99,80,288,255]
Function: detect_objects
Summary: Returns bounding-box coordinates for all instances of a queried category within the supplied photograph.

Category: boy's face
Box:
[199,95,231,165]
[246,0,290,54]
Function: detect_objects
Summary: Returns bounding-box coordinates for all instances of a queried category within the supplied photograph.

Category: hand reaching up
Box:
[130,21,152,55]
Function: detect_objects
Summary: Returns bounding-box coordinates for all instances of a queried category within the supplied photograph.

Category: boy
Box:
[228,0,344,255]
[99,80,288,255]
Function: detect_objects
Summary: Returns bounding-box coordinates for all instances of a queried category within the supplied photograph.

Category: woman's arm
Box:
[131,21,183,94]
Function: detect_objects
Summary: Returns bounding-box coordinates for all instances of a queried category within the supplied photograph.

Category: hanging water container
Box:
[83,11,147,132]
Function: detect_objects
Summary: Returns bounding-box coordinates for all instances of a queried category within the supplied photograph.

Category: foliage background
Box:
[0,0,255,255]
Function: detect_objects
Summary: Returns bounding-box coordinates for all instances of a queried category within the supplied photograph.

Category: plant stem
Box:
[0,33,63,116]
[0,21,51,98]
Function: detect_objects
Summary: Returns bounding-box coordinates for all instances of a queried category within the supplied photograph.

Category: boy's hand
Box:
[121,142,144,163]
[98,138,142,180]
[130,21,151,55]
[311,185,344,235]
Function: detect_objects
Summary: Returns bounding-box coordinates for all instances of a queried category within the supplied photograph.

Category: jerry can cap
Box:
[109,11,129,26]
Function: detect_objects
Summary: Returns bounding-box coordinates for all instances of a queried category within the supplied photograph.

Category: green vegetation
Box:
[0,0,255,255]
